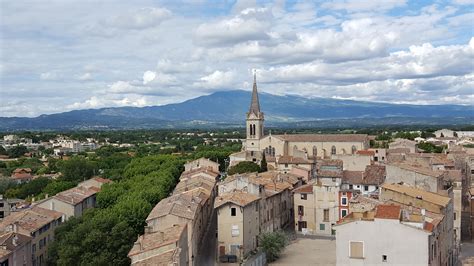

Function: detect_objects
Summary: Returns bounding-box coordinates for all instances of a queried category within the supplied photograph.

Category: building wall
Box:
[31,217,62,266]
[368,148,386,163]
[6,238,32,266]
[385,165,441,193]
[36,198,74,221]
[217,203,245,259]
[332,154,371,171]
[294,191,316,234]
[335,219,430,266]
[243,202,259,257]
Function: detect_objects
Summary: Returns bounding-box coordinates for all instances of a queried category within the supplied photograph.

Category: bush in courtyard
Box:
[259,231,289,262]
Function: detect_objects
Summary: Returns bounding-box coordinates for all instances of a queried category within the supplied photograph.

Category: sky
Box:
[0,0,473,117]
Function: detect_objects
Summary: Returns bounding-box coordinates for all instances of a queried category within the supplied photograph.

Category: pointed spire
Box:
[249,70,261,115]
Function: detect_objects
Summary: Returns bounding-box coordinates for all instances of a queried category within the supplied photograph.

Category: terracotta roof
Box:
[173,175,215,194]
[180,167,220,180]
[317,159,344,167]
[375,205,401,219]
[133,249,175,266]
[274,134,368,142]
[223,172,295,193]
[12,168,31,174]
[214,190,260,209]
[292,183,313,194]
[342,171,364,184]
[53,186,98,205]
[356,150,375,156]
[277,156,313,164]
[387,148,411,154]
[0,231,31,258]
[382,183,451,207]
[128,223,186,257]
[11,173,32,180]
[388,162,444,177]
[147,193,201,222]
[445,170,462,182]
[0,206,62,235]
[92,177,112,184]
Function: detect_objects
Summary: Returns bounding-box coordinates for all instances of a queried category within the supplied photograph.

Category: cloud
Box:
[322,0,407,12]
[195,70,235,89]
[77,73,93,81]
[40,72,58,80]
[195,8,271,46]
[143,71,156,84]
[105,7,171,29]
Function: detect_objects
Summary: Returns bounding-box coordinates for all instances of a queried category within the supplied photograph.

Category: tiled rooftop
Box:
[0,206,62,235]
[147,193,201,222]
[375,205,401,220]
[128,223,186,257]
[54,186,98,205]
[382,183,451,207]
[274,134,368,142]
[214,190,260,209]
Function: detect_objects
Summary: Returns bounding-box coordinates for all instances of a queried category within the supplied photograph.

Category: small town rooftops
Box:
[382,183,451,207]
[0,231,31,259]
[128,223,186,257]
[214,190,260,209]
[356,150,375,156]
[0,206,62,235]
[277,156,314,165]
[273,134,368,142]
[388,162,444,177]
[343,165,386,185]
[147,193,201,222]
[54,186,99,206]
[292,183,313,194]
[375,205,401,220]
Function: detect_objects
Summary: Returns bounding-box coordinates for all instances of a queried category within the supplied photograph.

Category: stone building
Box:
[0,231,32,266]
[229,74,370,167]
[336,204,446,266]
[128,224,188,266]
[0,206,63,266]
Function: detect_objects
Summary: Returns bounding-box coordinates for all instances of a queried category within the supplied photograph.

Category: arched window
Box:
[331,145,336,155]
[312,146,317,157]
[352,145,357,154]
[272,147,275,157]
[265,147,269,155]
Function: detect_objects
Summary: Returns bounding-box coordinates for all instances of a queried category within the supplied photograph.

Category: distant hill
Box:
[0,90,473,130]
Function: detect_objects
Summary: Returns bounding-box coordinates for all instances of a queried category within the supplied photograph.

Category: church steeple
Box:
[249,71,261,116]
[246,71,264,143]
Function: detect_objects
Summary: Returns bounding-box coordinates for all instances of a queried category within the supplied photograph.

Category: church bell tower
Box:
[246,72,264,152]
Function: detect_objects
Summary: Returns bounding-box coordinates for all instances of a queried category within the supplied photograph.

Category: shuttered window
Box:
[350,241,364,259]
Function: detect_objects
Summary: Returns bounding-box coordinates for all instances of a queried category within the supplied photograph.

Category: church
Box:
[229,74,370,172]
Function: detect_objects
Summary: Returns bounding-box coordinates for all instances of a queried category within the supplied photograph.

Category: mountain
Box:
[1,90,473,130]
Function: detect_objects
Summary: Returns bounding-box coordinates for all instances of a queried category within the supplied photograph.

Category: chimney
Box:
[12,234,18,246]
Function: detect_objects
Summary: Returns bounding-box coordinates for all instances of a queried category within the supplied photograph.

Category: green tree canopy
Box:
[228,161,261,175]
[259,231,289,262]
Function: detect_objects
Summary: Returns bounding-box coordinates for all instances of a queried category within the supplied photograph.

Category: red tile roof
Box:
[356,150,375,156]
[375,205,401,220]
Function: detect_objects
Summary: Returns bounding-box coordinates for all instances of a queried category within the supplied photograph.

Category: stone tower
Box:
[246,72,264,153]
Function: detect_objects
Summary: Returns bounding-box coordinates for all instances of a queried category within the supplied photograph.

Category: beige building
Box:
[184,157,219,173]
[336,204,446,266]
[385,162,446,193]
[341,165,386,196]
[146,193,204,264]
[388,138,418,153]
[35,177,111,220]
[215,171,295,261]
[128,223,188,266]
[229,75,369,167]
[0,231,32,266]
[0,206,63,266]
[380,183,456,265]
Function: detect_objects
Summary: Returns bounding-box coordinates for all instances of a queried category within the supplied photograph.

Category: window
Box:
[298,205,304,216]
[454,212,456,220]
[351,145,357,154]
[255,202,259,212]
[349,184,353,190]
[364,185,369,191]
[324,209,329,222]
[349,241,364,259]
[312,146,317,157]
[341,197,347,206]
[0,211,3,218]
[320,224,325,230]
[285,163,288,168]
[231,207,236,216]
[301,194,307,200]
[0,203,4,208]
[341,209,348,218]
[231,225,239,237]
[331,146,336,155]
[382,255,387,262]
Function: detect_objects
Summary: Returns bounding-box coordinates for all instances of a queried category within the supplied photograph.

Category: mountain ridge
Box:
[1,90,473,130]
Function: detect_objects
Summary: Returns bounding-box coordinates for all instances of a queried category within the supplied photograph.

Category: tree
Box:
[260,153,268,172]
[57,156,98,182]
[7,145,28,158]
[259,231,288,262]
[227,161,261,175]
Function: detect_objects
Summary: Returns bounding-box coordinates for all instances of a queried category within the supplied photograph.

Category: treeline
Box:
[48,155,184,265]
